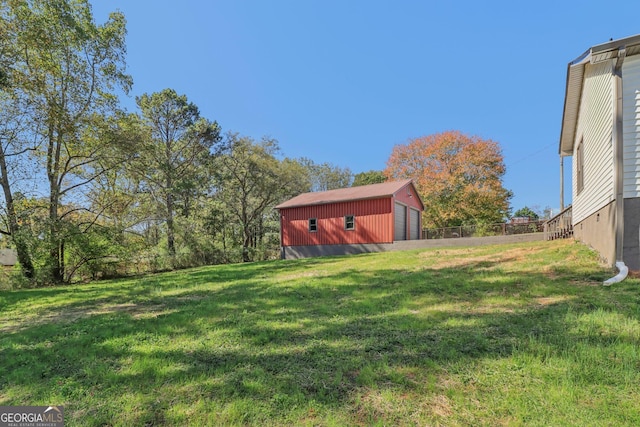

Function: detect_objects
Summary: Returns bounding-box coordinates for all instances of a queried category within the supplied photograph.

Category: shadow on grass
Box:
[1,246,639,425]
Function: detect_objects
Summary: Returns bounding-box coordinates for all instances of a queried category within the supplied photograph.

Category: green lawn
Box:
[1,239,640,426]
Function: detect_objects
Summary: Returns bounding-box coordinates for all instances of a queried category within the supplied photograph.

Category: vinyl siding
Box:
[573,60,615,224]
[622,55,640,198]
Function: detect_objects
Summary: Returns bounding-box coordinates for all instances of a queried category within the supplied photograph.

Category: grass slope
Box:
[1,240,640,426]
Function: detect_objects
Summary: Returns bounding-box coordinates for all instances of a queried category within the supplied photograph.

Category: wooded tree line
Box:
[1,1,514,286]
[0,0,355,284]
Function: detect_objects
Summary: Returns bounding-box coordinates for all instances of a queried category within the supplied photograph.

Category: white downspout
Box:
[603,261,628,286]
[604,46,628,285]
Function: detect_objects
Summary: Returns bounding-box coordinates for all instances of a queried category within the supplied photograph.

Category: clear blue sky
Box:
[91,1,640,216]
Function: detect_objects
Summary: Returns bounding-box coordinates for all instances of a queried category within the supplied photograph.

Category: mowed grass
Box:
[2,239,640,426]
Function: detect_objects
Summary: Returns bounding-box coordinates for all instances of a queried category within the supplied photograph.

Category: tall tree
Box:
[385,130,512,228]
[0,90,38,278]
[352,170,386,187]
[213,134,307,262]
[72,113,150,276]
[0,2,16,90]
[3,0,132,282]
[0,2,38,278]
[134,88,221,259]
[298,158,353,192]
[512,206,539,221]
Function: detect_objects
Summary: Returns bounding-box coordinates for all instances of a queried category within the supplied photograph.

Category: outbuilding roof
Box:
[275,179,424,210]
[559,34,640,156]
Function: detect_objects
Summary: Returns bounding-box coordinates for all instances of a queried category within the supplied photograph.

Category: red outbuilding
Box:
[275,179,424,259]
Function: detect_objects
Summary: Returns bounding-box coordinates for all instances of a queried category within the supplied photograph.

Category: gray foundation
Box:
[573,202,616,267]
[282,243,394,259]
[624,197,640,271]
[572,199,640,270]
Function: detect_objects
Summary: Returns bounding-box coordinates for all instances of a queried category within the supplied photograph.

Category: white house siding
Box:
[622,55,640,198]
[573,60,615,224]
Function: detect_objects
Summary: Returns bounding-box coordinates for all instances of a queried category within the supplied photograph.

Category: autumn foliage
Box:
[384,131,512,228]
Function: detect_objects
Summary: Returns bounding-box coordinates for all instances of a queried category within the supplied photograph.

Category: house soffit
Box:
[559,34,640,157]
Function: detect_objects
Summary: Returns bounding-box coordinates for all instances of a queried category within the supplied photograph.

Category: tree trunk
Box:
[0,144,34,278]
[166,193,176,258]
[242,229,251,262]
[59,239,65,283]
[49,212,64,284]
[47,126,66,284]
[13,231,34,279]
[222,213,227,261]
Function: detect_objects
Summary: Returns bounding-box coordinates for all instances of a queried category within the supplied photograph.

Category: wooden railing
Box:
[544,205,573,240]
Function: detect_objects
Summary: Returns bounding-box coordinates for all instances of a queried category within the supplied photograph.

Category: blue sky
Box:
[90,1,640,215]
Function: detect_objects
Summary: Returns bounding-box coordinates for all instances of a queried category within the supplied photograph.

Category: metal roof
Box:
[559,34,640,156]
[275,179,424,210]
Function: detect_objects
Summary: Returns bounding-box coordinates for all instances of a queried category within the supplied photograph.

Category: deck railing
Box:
[544,205,573,240]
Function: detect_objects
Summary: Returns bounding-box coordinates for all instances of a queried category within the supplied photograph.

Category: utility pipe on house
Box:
[604,46,628,286]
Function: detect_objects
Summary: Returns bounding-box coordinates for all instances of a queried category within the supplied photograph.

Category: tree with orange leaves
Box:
[384,131,512,228]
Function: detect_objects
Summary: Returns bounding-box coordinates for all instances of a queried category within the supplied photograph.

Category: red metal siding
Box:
[280,197,393,246]
[393,184,423,210]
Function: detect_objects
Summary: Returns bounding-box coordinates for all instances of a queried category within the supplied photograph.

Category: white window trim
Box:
[344,215,355,231]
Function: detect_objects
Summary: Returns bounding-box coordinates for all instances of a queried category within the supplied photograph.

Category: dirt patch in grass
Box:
[420,246,547,270]
[277,270,329,282]
[429,394,453,418]
[0,301,168,334]
[535,296,573,306]
[354,389,395,423]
